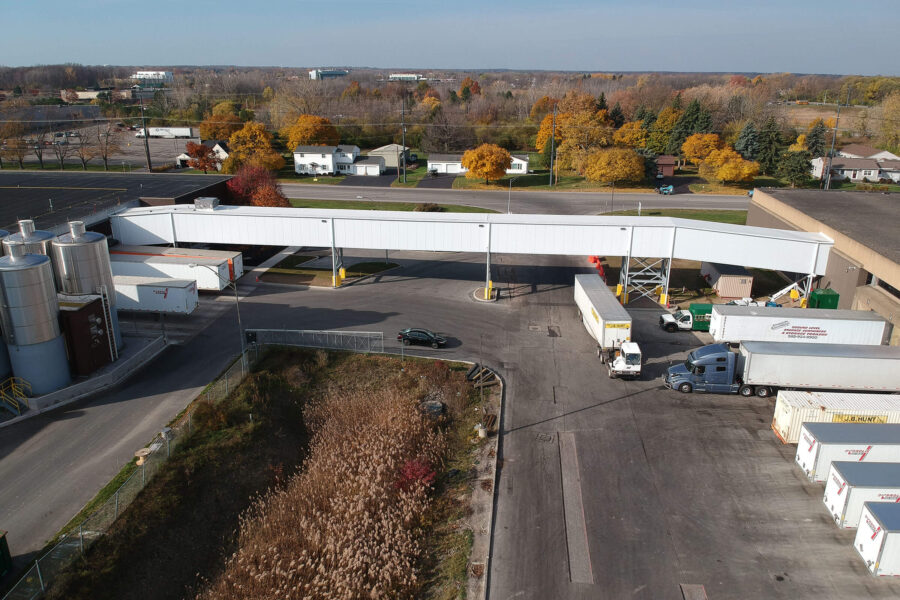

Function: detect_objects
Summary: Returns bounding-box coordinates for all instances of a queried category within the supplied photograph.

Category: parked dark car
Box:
[397,328,446,349]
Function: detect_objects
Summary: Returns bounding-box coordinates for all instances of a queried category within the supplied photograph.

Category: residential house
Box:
[368,144,409,169]
[176,140,229,170]
[427,153,529,175]
[656,155,676,177]
[352,156,385,176]
[293,145,360,175]
[879,160,900,183]
[837,144,900,162]
[810,157,880,182]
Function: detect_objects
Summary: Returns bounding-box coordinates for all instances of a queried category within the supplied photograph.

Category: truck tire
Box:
[598,347,605,362]
[678,383,692,394]
[608,369,615,379]
[739,385,754,397]
[665,324,677,333]
[756,387,772,398]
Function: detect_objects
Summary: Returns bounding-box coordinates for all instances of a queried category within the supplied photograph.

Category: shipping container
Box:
[772,391,900,443]
[709,305,891,345]
[700,262,754,299]
[853,502,900,576]
[574,275,640,377]
[114,276,198,314]
[109,244,243,281]
[795,423,900,482]
[823,462,900,528]
[110,254,229,291]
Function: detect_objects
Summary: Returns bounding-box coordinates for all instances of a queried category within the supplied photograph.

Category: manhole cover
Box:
[536,432,553,442]
[547,326,561,337]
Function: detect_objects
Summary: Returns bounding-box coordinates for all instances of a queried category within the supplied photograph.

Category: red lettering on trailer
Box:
[151,287,170,299]
[845,446,873,461]
[802,433,815,452]
[865,515,882,540]
[877,493,900,502]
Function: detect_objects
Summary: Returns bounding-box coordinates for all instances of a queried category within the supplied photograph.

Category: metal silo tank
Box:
[3,220,59,289]
[0,229,10,379]
[0,243,71,395]
[51,221,122,351]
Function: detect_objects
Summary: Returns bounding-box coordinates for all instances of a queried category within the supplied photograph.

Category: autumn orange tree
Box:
[583,148,645,185]
[458,76,481,98]
[282,115,340,150]
[681,133,723,165]
[529,96,557,121]
[461,143,511,183]
[223,122,284,173]
[198,113,242,140]
[535,112,570,152]
[613,121,648,148]
[555,110,615,172]
[699,147,759,183]
[226,165,288,206]
[646,107,682,154]
[184,142,220,173]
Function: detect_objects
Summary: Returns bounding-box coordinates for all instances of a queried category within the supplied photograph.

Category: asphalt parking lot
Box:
[415,172,457,188]
[339,173,397,187]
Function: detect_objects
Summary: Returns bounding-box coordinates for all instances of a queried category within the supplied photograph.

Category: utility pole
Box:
[548,105,557,186]
[401,96,407,183]
[824,88,850,190]
[139,93,152,172]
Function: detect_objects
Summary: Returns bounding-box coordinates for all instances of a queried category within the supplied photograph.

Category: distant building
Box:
[838,144,900,162]
[427,153,529,175]
[368,144,409,169]
[130,71,174,87]
[293,145,360,175]
[176,140,229,170]
[309,69,349,80]
[810,157,881,183]
[656,155,676,177]
[389,73,424,82]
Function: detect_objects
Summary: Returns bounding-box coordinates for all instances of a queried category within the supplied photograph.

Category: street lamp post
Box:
[189,263,244,355]
[507,176,519,214]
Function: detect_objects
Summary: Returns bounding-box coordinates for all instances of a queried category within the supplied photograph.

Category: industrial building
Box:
[748,189,900,344]
[308,69,349,80]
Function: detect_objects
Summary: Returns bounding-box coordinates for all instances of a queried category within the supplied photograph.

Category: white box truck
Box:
[665,342,900,398]
[110,245,243,281]
[135,127,194,139]
[709,306,891,345]
[823,462,900,528]
[853,502,900,576]
[795,423,900,482]
[772,391,900,443]
[110,254,230,291]
[573,274,641,378]
[114,276,198,314]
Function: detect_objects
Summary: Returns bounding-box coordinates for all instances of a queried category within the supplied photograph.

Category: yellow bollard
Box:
[615,284,623,297]
[332,275,342,288]
[339,267,346,279]
[660,292,668,306]
[800,297,808,308]
[790,289,800,300]
[622,292,629,304]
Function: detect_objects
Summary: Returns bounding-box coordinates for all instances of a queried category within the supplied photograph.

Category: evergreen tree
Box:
[596,92,607,111]
[640,109,656,131]
[634,105,646,122]
[671,93,682,110]
[806,121,827,157]
[609,102,625,128]
[735,122,759,160]
[666,99,712,155]
[757,116,785,175]
[778,150,813,187]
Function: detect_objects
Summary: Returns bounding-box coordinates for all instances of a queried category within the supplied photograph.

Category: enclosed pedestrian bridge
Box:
[110,204,833,303]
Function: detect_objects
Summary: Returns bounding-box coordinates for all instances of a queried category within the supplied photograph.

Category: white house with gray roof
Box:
[293,145,360,175]
[427,153,529,175]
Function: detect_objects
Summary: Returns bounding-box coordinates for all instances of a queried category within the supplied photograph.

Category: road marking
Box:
[558,431,594,584]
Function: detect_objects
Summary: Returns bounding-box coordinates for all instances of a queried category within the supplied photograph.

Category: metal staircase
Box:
[97,285,119,361]
[0,377,32,416]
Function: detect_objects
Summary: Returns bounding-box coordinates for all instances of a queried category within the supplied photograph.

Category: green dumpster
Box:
[809,288,839,309]
[0,530,11,578]
[689,303,713,331]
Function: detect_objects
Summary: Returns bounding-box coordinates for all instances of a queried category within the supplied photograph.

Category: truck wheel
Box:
[756,387,772,398]
[608,369,615,379]
[678,383,692,394]
[739,385,754,397]
[598,347,605,362]
[665,324,677,333]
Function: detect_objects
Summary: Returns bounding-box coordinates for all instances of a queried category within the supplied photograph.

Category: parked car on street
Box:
[397,328,446,348]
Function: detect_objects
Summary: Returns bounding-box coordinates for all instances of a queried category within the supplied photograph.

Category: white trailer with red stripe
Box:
[109,245,243,281]
[854,502,900,576]
[795,423,900,482]
[823,462,900,528]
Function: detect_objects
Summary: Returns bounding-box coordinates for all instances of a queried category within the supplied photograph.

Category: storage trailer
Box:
[823,462,900,528]
[795,423,900,482]
[114,276,199,314]
[854,502,900,576]
[135,127,194,139]
[109,244,243,281]
[665,342,900,397]
[709,305,891,345]
[772,391,900,444]
[573,274,641,378]
[110,254,230,291]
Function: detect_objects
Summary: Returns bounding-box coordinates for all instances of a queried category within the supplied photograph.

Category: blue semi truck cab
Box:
[664,343,748,395]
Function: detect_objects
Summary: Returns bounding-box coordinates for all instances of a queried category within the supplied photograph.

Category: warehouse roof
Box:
[759,189,900,265]
[831,461,900,488]
[0,171,229,232]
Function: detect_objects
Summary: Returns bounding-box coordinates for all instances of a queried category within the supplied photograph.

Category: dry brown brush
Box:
[198,365,449,599]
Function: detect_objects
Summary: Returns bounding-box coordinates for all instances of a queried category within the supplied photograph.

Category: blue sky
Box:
[1,0,898,74]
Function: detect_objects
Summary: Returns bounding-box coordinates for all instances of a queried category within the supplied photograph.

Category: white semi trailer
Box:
[114,276,199,314]
[110,254,230,291]
[823,461,900,529]
[573,274,641,378]
[854,502,900,576]
[709,305,891,345]
[795,423,900,482]
[135,127,194,139]
[772,391,900,444]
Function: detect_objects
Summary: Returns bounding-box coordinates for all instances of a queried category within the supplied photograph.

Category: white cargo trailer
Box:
[114,276,198,314]
[772,391,900,443]
[135,127,194,139]
[110,254,229,291]
[795,423,900,482]
[573,274,640,378]
[853,502,900,576]
[823,462,900,528]
[110,244,243,281]
[709,305,891,345]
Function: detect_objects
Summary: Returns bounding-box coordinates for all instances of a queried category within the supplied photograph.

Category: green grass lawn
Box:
[451,171,660,192]
[289,198,496,213]
[605,208,748,225]
[391,162,430,187]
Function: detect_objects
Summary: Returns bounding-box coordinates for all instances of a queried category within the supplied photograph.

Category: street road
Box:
[279,183,749,214]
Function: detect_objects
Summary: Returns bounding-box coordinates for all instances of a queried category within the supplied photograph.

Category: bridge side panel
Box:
[673,228,828,274]
[335,218,486,252]
[111,213,176,245]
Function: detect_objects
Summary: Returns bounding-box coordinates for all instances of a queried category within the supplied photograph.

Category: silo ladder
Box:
[97,285,119,361]
[0,377,32,416]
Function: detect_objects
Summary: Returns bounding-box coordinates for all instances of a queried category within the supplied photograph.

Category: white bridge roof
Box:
[110,205,833,275]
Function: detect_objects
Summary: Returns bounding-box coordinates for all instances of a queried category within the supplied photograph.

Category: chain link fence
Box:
[2,347,259,600]
[246,329,384,354]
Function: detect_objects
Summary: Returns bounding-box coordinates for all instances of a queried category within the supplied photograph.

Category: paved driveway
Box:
[415,173,457,189]
[339,173,397,187]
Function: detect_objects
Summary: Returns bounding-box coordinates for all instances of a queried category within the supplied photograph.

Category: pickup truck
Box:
[659,303,712,332]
